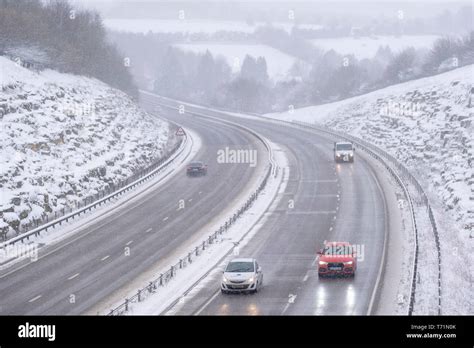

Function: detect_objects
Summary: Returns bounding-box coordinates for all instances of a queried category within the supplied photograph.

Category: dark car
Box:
[186,161,207,176]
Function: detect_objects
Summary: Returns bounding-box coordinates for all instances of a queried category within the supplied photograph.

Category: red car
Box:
[317,241,357,277]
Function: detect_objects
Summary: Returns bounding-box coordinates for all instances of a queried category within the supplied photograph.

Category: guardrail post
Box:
[125,298,129,312]
[170,266,174,278]
[195,247,199,256]
[188,252,192,263]
[179,259,183,269]
[160,273,163,286]
[137,289,141,302]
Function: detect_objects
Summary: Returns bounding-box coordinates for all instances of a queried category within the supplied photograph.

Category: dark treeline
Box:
[153,47,271,113]
[0,0,136,97]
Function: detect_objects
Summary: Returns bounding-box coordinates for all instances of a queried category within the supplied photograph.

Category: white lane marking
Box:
[163,216,169,221]
[126,240,133,246]
[311,258,317,267]
[287,211,337,215]
[194,290,220,316]
[188,198,193,202]
[68,273,80,280]
[198,191,203,195]
[329,227,333,231]
[101,255,110,261]
[146,228,153,233]
[28,295,42,303]
[303,274,309,282]
[282,294,297,315]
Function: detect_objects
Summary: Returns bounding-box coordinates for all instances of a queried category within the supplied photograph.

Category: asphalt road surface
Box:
[147,96,388,315]
[0,104,266,314]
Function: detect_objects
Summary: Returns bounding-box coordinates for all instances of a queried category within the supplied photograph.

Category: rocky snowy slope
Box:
[265,65,473,314]
[0,56,173,239]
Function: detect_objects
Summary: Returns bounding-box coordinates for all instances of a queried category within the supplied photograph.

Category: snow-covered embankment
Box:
[0,56,174,240]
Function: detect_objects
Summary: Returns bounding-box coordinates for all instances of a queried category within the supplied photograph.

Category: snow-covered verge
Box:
[265,65,474,314]
[0,56,174,240]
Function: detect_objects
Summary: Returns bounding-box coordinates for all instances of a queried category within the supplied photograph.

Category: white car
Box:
[334,142,355,163]
[221,258,263,294]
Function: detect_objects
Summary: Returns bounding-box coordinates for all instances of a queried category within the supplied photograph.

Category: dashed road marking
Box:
[163,216,169,221]
[282,294,297,314]
[188,198,193,202]
[126,240,133,246]
[101,255,110,261]
[28,295,42,303]
[194,290,220,316]
[68,273,80,280]
[303,274,309,282]
[146,228,153,233]
[282,303,290,314]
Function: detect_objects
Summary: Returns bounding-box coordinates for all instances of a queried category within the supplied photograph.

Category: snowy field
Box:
[104,18,322,34]
[265,65,474,314]
[309,35,440,59]
[174,43,305,81]
[0,56,172,239]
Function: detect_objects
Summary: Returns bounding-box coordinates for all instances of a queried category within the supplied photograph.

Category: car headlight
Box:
[222,276,228,283]
[248,276,255,283]
[318,261,328,265]
[344,261,353,265]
